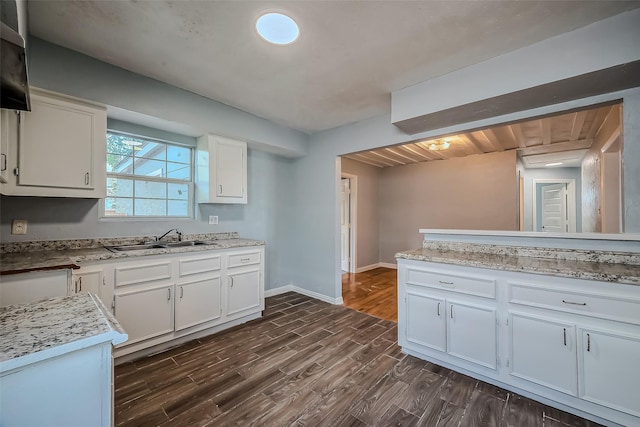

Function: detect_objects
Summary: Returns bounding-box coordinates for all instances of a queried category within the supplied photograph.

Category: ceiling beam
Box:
[477,129,504,152]
[586,105,612,137]
[368,150,406,165]
[397,145,435,161]
[343,154,385,168]
[416,141,447,159]
[457,134,484,154]
[353,152,393,167]
[539,119,551,145]
[508,124,527,148]
[385,147,420,164]
[570,111,588,141]
[518,138,593,156]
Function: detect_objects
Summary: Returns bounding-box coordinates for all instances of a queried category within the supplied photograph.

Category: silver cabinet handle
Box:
[180,286,184,299]
[1,153,6,171]
[439,280,454,285]
[79,277,82,292]
[85,172,90,185]
[587,333,591,352]
[167,288,171,301]
[450,305,454,319]
[562,300,587,306]
[74,278,78,293]
[240,257,251,262]
[563,328,567,346]
[437,302,440,316]
[219,184,223,194]
[230,276,234,287]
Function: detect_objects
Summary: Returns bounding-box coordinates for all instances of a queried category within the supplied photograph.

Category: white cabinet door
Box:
[175,276,222,331]
[405,292,446,352]
[509,312,577,395]
[114,284,174,346]
[227,269,261,317]
[196,134,247,204]
[447,301,497,370]
[579,328,640,417]
[0,109,13,184]
[72,268,102,297]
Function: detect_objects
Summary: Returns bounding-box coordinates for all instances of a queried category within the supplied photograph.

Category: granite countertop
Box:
[0,233,265,276]
[396,242,640,286]
[0,293,128,373]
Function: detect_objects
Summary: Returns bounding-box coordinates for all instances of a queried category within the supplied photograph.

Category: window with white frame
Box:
[104,131,194,217]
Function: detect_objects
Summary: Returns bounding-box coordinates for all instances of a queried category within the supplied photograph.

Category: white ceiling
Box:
[27,1,640,134]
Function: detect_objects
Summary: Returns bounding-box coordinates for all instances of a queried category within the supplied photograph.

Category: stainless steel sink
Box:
[105,241,212,252]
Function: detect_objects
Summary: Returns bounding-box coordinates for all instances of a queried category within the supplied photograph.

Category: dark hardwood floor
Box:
[115,292,601,426]
[342,267,398,322]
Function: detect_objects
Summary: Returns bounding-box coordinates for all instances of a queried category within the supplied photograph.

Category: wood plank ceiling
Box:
[343,103,619,168]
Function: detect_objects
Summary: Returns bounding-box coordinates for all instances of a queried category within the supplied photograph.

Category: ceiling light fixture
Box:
[545,162,564,167]
[256,12,299,45]
[427,139,451,151]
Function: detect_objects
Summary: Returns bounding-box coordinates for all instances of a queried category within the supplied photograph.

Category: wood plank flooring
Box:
[114,292,602,427]
[342,267,398,322]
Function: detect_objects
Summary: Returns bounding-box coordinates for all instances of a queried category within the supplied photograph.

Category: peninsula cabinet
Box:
[0,87,107,198]
[90,246,264,359]
[196,134,248,204]
[397,258,640,427]
[0,269,70,307]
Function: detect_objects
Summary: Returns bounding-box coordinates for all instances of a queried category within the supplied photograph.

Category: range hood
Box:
[1,21,30,111]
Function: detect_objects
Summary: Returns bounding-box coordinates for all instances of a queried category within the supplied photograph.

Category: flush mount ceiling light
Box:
[256,12,299,45]
[428,139,451,151]
[545,162,564,167]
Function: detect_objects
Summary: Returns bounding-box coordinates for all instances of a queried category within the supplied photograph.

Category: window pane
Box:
[168,200,189,216]
[167,162,191,180]
[168,183,189,200]
[107,155,133,173]
[135,180,166,199]
[107,134,134,156]
[107,177,133,197]
[135,141,166,161]
[168,145,190,164]
[135,199,167,216]
[105,197,133,216]
[134,158,166,177]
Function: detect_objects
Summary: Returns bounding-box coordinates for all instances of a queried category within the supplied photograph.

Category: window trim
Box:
[102,129,195,219]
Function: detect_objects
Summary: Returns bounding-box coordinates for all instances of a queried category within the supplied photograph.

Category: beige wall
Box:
[340,157,381,270]
[378,150,518,263]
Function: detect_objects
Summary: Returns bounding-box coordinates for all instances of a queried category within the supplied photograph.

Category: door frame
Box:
[341,173,357,273]
[532,178,576,233]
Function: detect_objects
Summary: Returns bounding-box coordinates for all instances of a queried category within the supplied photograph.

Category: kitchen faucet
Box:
[156,228,182,242]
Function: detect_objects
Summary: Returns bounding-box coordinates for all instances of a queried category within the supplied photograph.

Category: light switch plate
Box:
[11,219,27,235]
[208,215,218,225]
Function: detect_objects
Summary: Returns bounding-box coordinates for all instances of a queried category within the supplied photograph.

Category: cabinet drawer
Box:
[227,251,261,268]
[115,261,172,287]
[179,255,221,277]
[406,267,496,299]
[509,282,640,325]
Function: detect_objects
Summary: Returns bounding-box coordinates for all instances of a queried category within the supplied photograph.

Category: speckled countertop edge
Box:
[0,293,128,373]
[396,247,640,286]
[0,234,265,275]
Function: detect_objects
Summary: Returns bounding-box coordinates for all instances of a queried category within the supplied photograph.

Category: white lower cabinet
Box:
[72,266,103,297]
[97,246,264,358]
[398,258,640,427]
[509,312,577,396]
[175,276,222,331]
[0,269,69,307]
[579,328,640,417]
[114,284,175,346]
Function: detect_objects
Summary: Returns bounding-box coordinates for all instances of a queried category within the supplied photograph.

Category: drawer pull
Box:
[587,333,591,352]
[563,328,567,346]
[562,299,587,306]
[240,257,251,262]
[437,302,440,316]
[79,277,82,292]
[439,280,454,286]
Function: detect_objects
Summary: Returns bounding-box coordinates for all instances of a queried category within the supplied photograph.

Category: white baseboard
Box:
[355,262,397,273]
[264,283,343,305]
[379,262,397,269]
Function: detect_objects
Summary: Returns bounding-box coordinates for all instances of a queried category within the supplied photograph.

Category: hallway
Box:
[342,267,398,322]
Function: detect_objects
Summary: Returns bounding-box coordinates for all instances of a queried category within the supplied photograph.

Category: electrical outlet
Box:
[11,219,27,235]
[208,215,218,225]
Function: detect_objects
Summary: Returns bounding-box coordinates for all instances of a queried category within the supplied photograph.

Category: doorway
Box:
[340,174,356,273]
[532,179,577,233]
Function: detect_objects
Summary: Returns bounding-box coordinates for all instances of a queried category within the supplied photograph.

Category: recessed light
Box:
[256,13,299,45]
[545,162,563,167]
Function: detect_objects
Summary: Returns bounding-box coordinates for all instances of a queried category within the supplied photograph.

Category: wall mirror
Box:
[342,100,624,235]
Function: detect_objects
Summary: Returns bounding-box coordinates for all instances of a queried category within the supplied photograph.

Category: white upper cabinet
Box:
[196,134,247,204]
[0,88,107,198]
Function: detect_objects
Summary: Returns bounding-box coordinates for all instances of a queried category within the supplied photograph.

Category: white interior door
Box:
[541,183,567,232]
[341,178,351,272]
